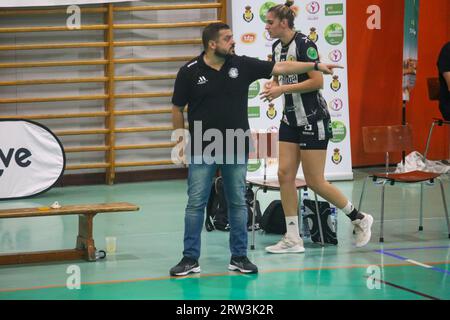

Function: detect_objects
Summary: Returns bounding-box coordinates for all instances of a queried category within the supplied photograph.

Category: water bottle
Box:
[301,190,311,240]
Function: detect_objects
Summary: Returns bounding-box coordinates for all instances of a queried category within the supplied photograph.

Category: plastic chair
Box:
[423,78,450,160]
[358,124,450,242]
[246,131,324,249]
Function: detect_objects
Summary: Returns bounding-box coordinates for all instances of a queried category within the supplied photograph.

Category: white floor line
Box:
[406,259,433,269]
[373,217,445,222]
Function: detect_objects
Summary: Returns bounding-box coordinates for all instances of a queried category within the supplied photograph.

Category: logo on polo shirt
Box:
[228,68,239,79]
[197,76,208,85]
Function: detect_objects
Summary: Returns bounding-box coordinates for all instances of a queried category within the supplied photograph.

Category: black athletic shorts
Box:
[439,103,450,121]
[279,118,333,150]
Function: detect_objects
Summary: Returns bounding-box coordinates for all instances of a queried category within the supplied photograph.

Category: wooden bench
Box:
[0,202,139,266]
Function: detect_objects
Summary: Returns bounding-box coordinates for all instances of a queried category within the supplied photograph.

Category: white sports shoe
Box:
[352,213,374,247]
[265,235,305,254]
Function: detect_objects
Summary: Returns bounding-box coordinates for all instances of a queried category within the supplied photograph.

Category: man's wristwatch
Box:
[314,61,320,71]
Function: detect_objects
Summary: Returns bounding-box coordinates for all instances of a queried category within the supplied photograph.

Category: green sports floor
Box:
[0,169,449,300]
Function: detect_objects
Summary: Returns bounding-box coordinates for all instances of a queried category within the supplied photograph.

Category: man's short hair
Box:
[202,22,231,50]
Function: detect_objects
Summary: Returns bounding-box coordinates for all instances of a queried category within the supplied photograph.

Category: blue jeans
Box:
[183,159,248,260]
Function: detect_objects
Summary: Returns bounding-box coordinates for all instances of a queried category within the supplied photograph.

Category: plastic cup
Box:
[105,236,117,254]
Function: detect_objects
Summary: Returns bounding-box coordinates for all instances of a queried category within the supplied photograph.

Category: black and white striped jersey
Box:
[272,32,330,127]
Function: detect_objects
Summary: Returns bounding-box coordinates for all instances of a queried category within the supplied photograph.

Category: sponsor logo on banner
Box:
[247,159,262,172]
[231,0,351,180]
[307,27,319,43]
[329,98,343,111]
[324,23,344,45]
[306,1,320,20]
[0,119,65,200]
[331,75,342,92]
[331,121,347,143]
[329,49,343,62]
[243,5,254,22]
[241,33,256,44]
[266,103,277,119]
[325,3,344,16]
[248,106,261,118]
[248,81,260,99]
[306,1,320,14]
[259,1,277,23]
[331,148,343,164]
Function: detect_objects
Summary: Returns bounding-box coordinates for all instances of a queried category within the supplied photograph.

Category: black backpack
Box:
[260,200,286,234]
[205,176,262,232]
[303,199,338,245]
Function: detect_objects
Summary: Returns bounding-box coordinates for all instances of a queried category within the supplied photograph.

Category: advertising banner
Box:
[0,120,65,200]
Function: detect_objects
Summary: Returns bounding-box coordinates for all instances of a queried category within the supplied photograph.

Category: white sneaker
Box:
[352,213,374,247]
[265,235,305,254]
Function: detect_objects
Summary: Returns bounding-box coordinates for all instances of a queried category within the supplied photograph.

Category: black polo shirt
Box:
[437,42,450,119]
[172,52,275,157]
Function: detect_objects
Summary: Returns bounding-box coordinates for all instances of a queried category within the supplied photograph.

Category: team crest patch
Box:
[229,68,239,78]
[307,47,318,60]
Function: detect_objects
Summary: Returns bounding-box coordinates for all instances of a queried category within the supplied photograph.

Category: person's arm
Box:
[443,71,450,91]
[172,105,185,130]
[171,105,188,165]
[171,66,189,165]
[271,60,341,76]
[264,76,279,90]
[260,71,323,102]
[262,72,322,102]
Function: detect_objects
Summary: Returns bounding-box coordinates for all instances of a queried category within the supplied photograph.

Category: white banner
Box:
[232,0,352,181]
[0,120,65,200]
[0,0,137,8]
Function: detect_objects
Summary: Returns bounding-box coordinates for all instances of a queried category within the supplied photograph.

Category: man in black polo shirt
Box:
[438,41,450,120]
[169,22,341,276]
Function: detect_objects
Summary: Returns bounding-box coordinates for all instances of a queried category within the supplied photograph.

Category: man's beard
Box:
[215,46,235,59]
